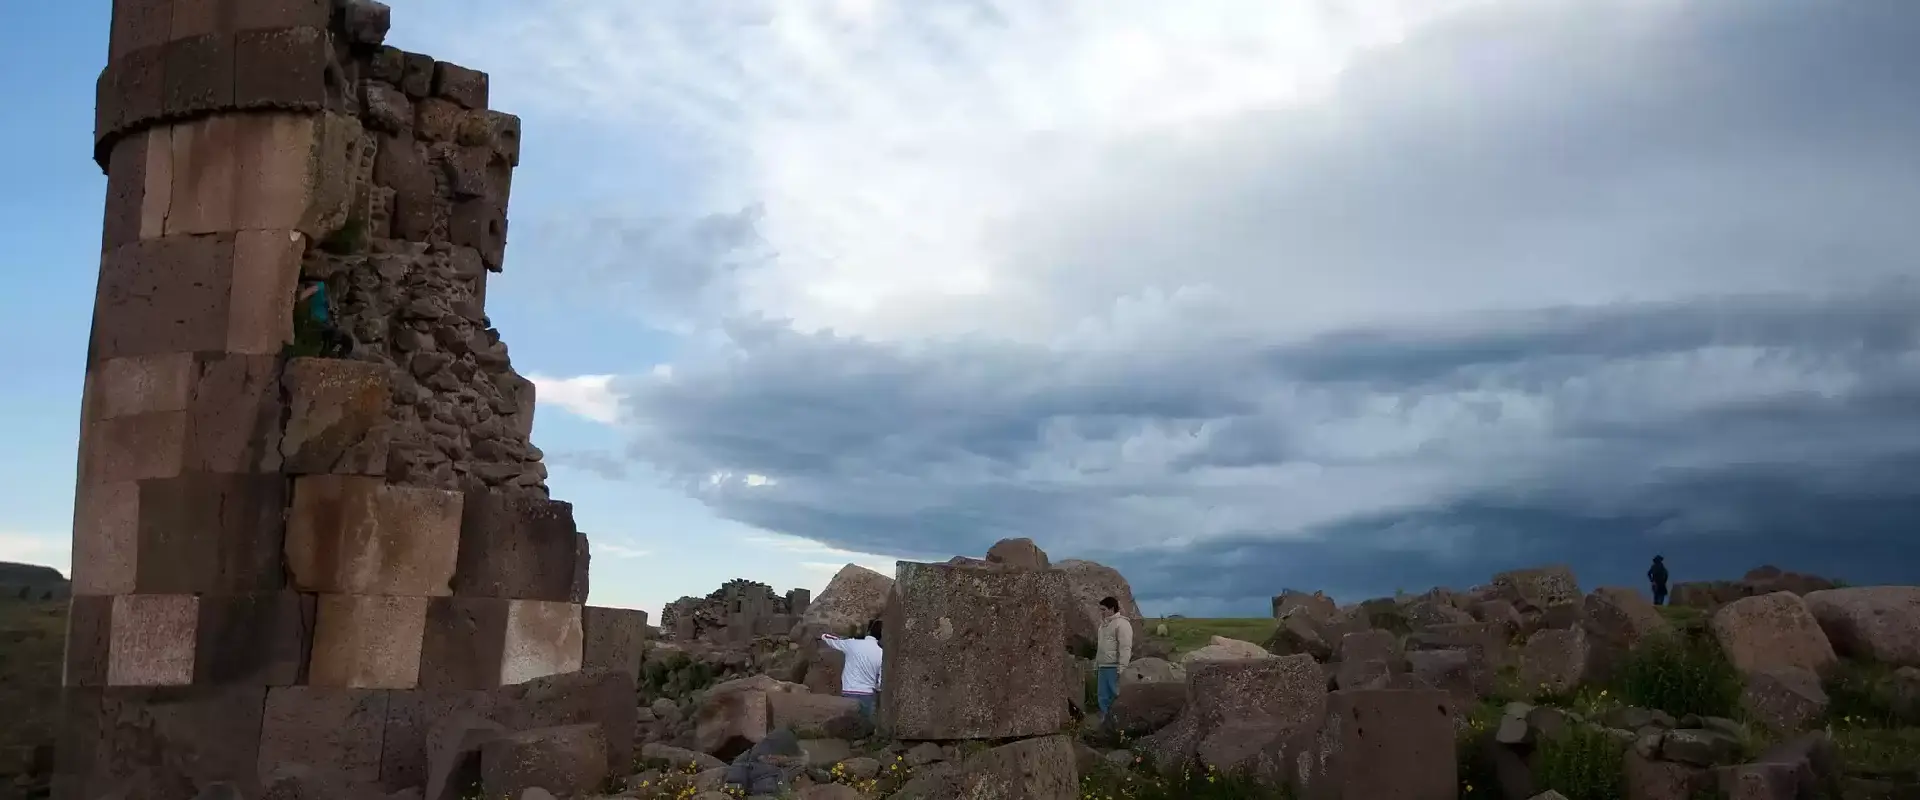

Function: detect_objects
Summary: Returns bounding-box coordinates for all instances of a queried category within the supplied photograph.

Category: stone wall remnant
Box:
[59,1,639,796]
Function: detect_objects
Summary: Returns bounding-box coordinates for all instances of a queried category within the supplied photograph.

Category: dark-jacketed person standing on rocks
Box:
[1649,554,1670,606]
[822,618,884,720]
[1094,595,1133,719]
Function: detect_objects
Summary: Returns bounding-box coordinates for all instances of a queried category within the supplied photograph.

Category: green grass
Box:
[1144,618,1275,656]
[1532,725,1629,800]
[1611,632,1742,719]
[0,600,66,790]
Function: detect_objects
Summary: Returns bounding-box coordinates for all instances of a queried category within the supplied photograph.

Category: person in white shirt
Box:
[1094,596,1132,719]
[821,619,884,720]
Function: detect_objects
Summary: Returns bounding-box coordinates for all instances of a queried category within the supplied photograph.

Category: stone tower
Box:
[60,1,646,796]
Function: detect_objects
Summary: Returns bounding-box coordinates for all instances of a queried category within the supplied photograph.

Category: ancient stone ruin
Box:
[660,579,812,643]
[60,1,646,796]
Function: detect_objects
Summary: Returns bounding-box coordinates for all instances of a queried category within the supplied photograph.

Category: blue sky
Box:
[7,0,1920,618]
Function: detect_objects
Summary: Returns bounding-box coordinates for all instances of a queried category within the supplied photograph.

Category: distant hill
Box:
[0,562,69,602]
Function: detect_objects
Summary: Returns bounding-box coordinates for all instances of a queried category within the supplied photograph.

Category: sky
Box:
[4,0,1919,619]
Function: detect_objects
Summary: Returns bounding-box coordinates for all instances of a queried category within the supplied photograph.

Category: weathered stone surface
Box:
[108,594,199,686]
[950,735,1077,800]
[1624,749,1710,800]
[881,562,1069,739]
[342,0,392,45]
[228,229,305,355]
[1106,681,1186,737]
[1581,586,1672,683]
[193,591,314,686]
[491,669,637,780]
[307,594,429,689]
[163,33,236,118]
[233,27,329,110]
[433,61,490,109]
[480,724,608,799]
[282,358,393,475]
[135,472,287,594]
[1142,654,1327,774]
[1407,649,1493,707]
[419,597,511,691]
[376,689,495,793]
[1055,558,1143,655]
[1273,590,1338,621]
[452,490,579,600]
[984,537,1051,569]
[259,687,389,784]
[55,685,269,798]
[581,606,647,677]
[71,480,138,596]
[1118,657,1185,687]
[87,354,194,422]
[1519,627,1590,696]
[800,564,894,634]
[1710,592,1838,678]
[1741,667,1829,734]
[447,197,506,270]
[63,596,115,687]
[766,690,868,741]
[183,352,286,474]
[287,475,462,596]
[501,600,583,686]
[1801,586,1920,667]
[1491,565,1582,611]
[91,233,237,362]
[695,682,770,759]
[1290,689,1456,800]
[1180,635,1272,664]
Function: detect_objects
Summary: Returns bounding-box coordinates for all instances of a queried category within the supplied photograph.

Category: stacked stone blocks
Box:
[61,1,650,796]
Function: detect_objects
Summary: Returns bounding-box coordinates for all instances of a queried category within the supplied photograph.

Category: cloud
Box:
[595,540,652,559]
[0,531,70,574]
[527,374,623,425]
[438,0,1920,612]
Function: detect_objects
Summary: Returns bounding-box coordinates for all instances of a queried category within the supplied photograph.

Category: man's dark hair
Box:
[866,619,883,641]
[1099,597,1119,612]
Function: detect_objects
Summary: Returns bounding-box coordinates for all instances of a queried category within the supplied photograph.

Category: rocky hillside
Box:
[0,561,69,602]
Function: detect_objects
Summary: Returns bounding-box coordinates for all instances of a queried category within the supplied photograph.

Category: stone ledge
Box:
[285,474,462,596]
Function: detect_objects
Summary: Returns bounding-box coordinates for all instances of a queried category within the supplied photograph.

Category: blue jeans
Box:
[1096,666,1120,717]
[844,692,876,720]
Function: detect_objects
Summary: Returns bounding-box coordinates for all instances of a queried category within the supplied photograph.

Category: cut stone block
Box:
[98,127,163,251]
[1289,689,1458,800]
[376,689,496,792]
[56,685,269,799]
[183,352,285,474]
[134,472,287,594]
[165,116,240,236]
[193,592,314,686]
[308,594,429,689]
[453,490,579,601]
[227,229,304,355]
[582,606,647,678]
[419,596,510,691]
[286,475,462,596]
[91,233,236,363]
[491,669,638,781]
[881,561,1069,739]
[87,353,194,421]
[162,32,235,117]
[70,479,138,596]
[63,596,115,687]
[259,686,389,784]
[107,594,199,686]
[78,410,187,486]
[503,600,584,686]
[433,61,489,109]
[108,0,171,61]
[281,357,393,475]
[233,27,329,110]
[569,532,590,603]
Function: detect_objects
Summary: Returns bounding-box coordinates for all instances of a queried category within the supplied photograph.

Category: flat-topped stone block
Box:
[418,597,583,690]
[259,686,389,785]
[107,594,199,686]
[135,472,287,594]
[193,592,314,686]
[308,594,429,689]
[282,357,394,475]
[286,475,462,596]
[453,489,579,601]
[881,561,1069,739]
[91,233,299,363]
[581,606,646,678]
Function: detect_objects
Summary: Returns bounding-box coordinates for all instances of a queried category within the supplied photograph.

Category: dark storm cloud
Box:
[606,0,1920,614]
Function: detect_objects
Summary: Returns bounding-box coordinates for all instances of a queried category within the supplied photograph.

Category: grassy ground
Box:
[0,600,65,788]
[1143,617,1275,656]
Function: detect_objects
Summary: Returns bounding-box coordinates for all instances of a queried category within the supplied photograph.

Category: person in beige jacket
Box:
[1094,596,1133,719]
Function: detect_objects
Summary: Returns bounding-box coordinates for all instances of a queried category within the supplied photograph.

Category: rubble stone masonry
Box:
[61,1,646,796]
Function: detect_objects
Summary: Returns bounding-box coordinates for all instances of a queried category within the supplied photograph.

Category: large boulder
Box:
[1055,559,1144,655]
[1710,592,1838,679]
[1141,654,1328,774]
[478,724,609,800]
[1490,565,1582,612]
[985,537,1051,570]
[693,679,772,759]
[1286,689,1457,799]
[1580,587,1672,684]
[800,564,894,634]
[1801,586,1920,668]
[1179,636,1271,664]
[1105,682,1187,737]
[897,735,1078,800]
[1273,590,1338,622]
[1118,657,1186,687]
[881,561,1069,739]
[1519,628,1590,696]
